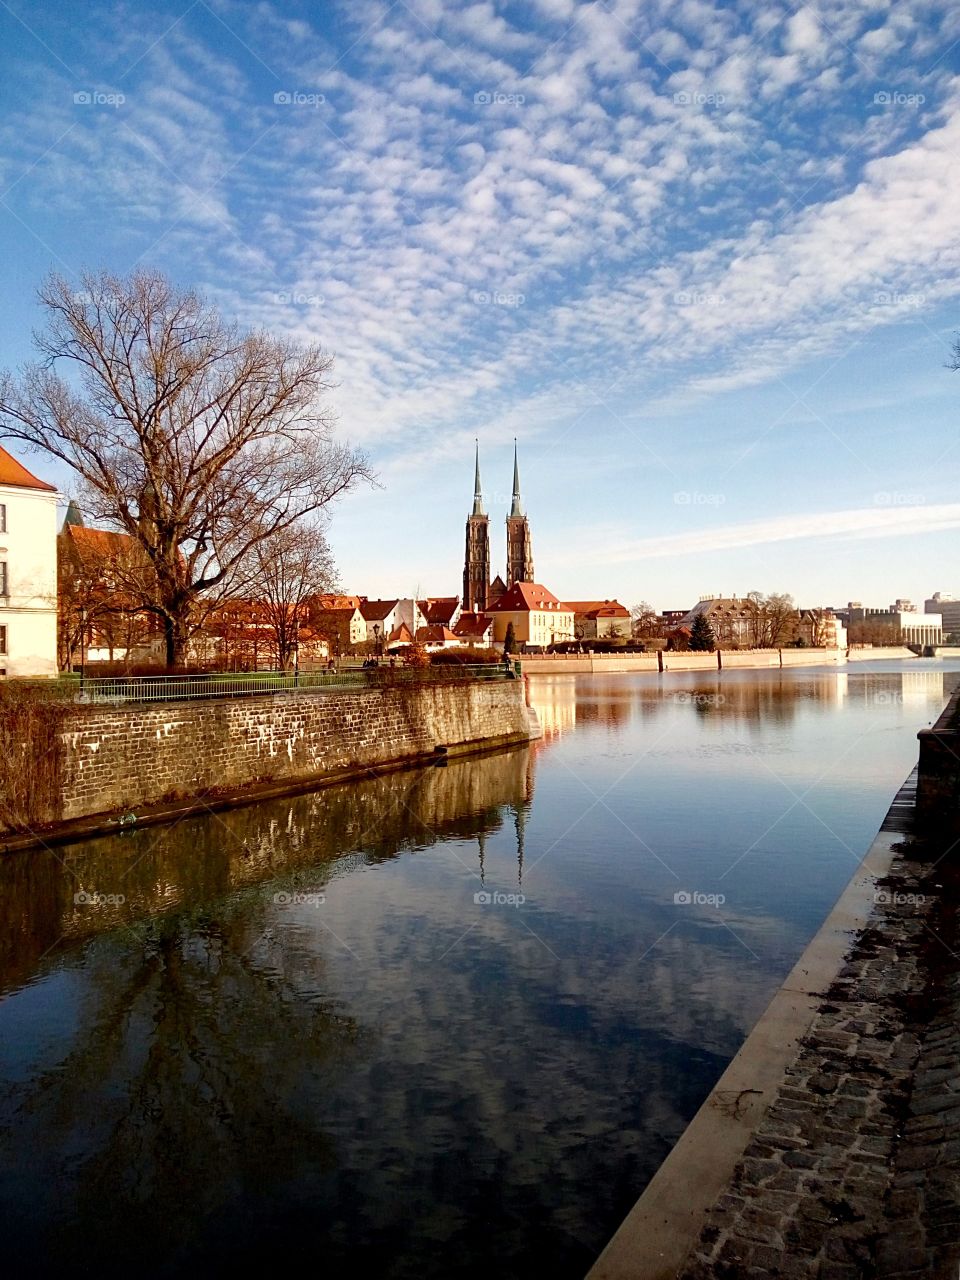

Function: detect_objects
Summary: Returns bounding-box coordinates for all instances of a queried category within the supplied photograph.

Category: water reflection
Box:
[1,663,958,1279]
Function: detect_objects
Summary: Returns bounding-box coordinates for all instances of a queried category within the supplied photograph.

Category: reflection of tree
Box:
[9,900,360,1272]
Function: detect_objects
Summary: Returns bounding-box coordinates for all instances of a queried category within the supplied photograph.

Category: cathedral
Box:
[463,442,534,611]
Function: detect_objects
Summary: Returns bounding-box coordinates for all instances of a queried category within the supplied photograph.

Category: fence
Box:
[72,663,514,705]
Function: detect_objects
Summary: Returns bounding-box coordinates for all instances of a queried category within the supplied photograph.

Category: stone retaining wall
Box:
[917,689,960,826]
[49,679,534,825]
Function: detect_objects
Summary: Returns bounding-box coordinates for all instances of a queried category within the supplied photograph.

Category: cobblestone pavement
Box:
[679,824,960,1279]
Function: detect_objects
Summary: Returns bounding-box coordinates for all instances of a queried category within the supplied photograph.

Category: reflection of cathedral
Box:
[463,442,534,612]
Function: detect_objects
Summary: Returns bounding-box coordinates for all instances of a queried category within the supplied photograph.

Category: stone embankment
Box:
[2,678,539,842]
[520,648,918,675]
[590,705,960,1279]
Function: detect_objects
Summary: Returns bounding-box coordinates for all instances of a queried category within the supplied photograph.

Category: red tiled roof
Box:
[566,599,631,618]
[314,593,363,611]
[64,524,133,556]
[454,611,492,638]
[360,598,398,622]
[417,625,458,642]
[0,444,57,492]
[484,582,567,613]
[387,622,414,643]
[417,597,459,625]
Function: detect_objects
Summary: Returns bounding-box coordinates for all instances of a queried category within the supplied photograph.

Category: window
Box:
[0,626,5,655]
[0,562,6,596]
[0,504,5,533]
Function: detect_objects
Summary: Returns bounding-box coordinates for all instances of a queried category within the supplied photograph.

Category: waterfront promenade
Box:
[591,770,960,1278]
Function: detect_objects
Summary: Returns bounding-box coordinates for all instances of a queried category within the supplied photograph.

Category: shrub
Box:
[0,683,72,831]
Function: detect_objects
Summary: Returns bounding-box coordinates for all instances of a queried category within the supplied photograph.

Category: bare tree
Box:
[631,600,660,639]
[249,522,338,669]
[0,269,370,667]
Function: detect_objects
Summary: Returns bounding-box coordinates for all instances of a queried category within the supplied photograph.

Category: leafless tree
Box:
[630,600,660,639]
[249,522,338,668]
[0,269,370,667]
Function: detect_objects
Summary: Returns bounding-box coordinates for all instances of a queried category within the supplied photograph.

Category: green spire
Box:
[510,439,522,517]
[472,439,485,516]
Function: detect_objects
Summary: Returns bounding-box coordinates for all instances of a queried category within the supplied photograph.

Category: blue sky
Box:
[1,0,959,611]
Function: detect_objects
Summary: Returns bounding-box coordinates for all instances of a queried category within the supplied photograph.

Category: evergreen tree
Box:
[503,622,516,654]
[689,611,715,652]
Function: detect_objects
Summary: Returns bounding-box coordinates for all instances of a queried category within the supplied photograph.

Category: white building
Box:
[0,445,59,677]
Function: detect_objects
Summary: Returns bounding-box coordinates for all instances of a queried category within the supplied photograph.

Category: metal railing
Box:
[74,663,514,704]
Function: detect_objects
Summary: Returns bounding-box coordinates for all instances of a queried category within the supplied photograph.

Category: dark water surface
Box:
[1,661,956,1278]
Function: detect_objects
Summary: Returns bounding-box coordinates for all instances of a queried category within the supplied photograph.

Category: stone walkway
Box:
[679,795,960,1278]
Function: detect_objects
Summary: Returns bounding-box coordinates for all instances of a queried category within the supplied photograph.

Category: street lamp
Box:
[372,622,381,661]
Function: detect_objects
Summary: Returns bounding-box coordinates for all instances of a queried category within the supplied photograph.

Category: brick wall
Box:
[55,679,534,823]
[917,689,960,827]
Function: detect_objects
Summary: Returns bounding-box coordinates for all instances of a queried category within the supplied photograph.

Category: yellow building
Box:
[484,582,574,650]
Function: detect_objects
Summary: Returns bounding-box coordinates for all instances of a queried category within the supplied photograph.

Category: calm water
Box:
[1,661,956,1278]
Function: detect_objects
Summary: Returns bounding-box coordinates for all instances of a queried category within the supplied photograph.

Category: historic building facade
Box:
[463,442,534,609]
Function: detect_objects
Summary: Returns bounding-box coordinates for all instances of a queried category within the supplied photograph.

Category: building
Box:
[0,445,59,677]
[359,598,400,647]
[453,611,494,648]
[415,625,461,650]
[505,443,534,588]
[847,605,942,648]
[59,510,163,666]
[418,596,461,629]
[311,603,365,651]
[484,581,574,650]
[680,597,759,648]
[566,600,632,641]
[463,444,491,611]
[797,609,847,649]
[926,593,960,642]
[462,443,535,610]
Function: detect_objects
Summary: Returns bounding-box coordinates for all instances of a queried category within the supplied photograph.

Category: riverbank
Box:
[590,767,960,1278]
[519,647,918,675]
[1,677,540,845]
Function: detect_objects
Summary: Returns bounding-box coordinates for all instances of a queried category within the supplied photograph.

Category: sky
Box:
[0,0,959,612]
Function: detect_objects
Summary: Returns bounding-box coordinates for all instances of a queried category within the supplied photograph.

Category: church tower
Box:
[505,441,534,586]
[463,442,491,611]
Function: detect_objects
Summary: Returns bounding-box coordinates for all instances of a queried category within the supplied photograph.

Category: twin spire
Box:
[471,439,524,516]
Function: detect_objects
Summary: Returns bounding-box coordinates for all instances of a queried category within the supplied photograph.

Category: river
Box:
[1,660,956,1278]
